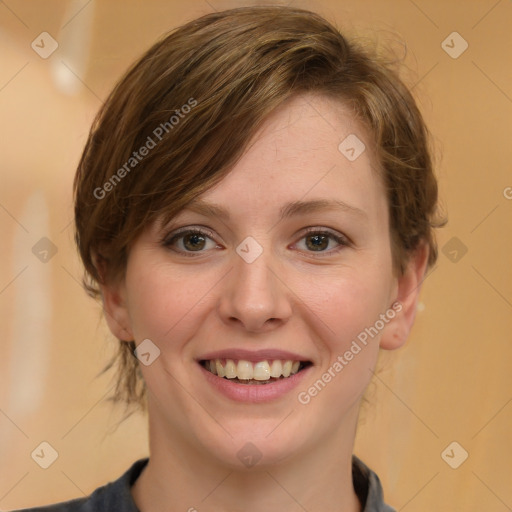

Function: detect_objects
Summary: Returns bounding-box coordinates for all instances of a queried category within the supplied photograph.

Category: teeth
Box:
[224,359,237,378]
[282,360,292,377]
[207,360,217,375]
[270,360,282,378]
[215,360,226,378]
[204,358,305,381]
[237,360,253,380]
[253,361,271,381]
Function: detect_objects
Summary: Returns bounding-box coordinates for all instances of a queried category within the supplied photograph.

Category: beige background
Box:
[1,0,511,510]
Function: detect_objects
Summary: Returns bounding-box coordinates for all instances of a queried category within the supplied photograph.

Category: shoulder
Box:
[10,459,149,512]
[352,455,396,512]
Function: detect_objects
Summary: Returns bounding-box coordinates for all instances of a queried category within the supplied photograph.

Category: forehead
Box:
[189,94,387,227]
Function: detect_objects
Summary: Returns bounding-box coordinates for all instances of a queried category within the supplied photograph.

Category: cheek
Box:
[124,258,212,342]
[299,268,391,350]
[295,274,388,414]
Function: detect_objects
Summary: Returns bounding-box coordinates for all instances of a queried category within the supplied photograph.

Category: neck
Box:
[132,406,362,512]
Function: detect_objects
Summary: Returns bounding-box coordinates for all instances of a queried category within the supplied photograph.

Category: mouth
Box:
[199,358,313,385]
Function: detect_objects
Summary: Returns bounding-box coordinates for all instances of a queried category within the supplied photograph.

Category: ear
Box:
[380,241,430,350]
[94,254,134,341]
[99,278,134,341]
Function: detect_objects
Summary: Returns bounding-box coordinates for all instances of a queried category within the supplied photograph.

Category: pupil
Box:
[307,234,327,251]
[185,234,205,251]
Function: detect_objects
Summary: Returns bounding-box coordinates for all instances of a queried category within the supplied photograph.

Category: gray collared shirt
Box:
[13,456,395,511]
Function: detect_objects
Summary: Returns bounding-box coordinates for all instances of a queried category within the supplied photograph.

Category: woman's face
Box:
[104,93,425,469]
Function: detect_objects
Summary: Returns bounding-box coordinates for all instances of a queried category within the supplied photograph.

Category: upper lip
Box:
[197,349,311,363]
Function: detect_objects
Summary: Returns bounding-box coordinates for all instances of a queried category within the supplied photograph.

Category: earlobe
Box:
[380,242,430,351]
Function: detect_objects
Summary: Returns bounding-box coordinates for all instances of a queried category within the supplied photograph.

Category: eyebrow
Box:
[182,198,368,221]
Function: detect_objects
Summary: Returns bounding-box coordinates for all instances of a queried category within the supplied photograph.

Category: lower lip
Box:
[198,362,311,403]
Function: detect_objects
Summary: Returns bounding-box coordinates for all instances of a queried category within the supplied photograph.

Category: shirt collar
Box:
[107,456,395,512]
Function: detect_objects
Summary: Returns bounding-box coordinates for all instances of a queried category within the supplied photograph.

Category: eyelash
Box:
[161,226,351,258]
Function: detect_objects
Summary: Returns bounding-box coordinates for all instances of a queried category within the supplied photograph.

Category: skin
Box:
[101,93,429,512]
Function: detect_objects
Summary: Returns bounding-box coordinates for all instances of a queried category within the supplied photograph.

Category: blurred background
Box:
[0,0,511,510]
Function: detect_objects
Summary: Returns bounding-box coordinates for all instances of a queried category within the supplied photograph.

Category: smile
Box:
[200,359,311,385]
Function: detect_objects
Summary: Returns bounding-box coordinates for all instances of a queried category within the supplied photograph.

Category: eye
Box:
[162,226,351,257]
[295,228,350,256]
[162,227,219,255]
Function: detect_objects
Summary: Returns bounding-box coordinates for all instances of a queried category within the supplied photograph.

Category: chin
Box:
[196,420,309,471]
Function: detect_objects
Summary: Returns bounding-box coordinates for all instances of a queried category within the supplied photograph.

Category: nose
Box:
[217,247,292,333]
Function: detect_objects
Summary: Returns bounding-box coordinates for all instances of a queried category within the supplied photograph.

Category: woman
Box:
[16,5,443,511]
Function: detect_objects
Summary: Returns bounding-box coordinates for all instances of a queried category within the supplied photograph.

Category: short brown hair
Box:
[74,5,445,409]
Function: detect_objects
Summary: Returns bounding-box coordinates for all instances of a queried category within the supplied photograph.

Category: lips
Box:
[199,348,311,363]
[197,357,312,403]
